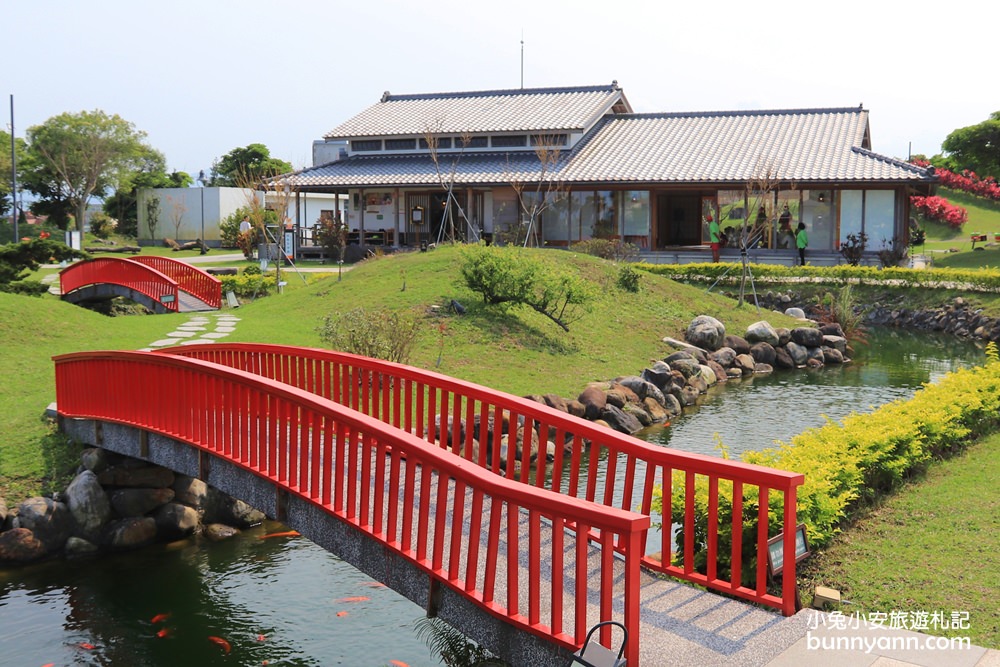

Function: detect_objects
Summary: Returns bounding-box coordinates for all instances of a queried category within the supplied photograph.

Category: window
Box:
[464,136,488,148]
[621,191,649,237]
[420,137,453,150]
[351,139,382,152]
[385,138,416,151]
[492,135,527,148]
[865,191,896,248]
[530,133,568,147]
[840,190,864,247]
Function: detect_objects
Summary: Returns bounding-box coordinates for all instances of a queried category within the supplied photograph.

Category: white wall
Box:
[137,187,257,244]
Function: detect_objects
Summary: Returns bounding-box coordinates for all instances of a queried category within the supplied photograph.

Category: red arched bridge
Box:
[53,344,805,666]
[59,256,222,313]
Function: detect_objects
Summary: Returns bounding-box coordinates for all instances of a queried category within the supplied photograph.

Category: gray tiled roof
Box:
[290,105,931,188]
[323,84,628,139]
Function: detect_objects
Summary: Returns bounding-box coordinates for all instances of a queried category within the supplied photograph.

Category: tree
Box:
[210,143,292,187]
[503,135,565,247]
[941,112,1000,179]
[165,194,188,240]
[25,110,152,232]
[103,146,191,238]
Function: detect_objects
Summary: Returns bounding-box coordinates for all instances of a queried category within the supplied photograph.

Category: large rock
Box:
[105,517,157,550]
[203,488,265,528]
[774,346,796,369]
[155,502,201,540]
[704,359,728,384]
[616,376,665,406]
[745,321,779,346]
[708,347,737,368]
[577,385,608,421]
[65,470,112,542]
[775,327,792,347]
[64,536,100,558]
[823,335,848,354]
[784,341,810,366]
[750,342,776,366]
[686,373,708,394]
[98,465,175,489]
[822,346,845,364]
[542,394,569,413]
[734,354,756,375]
[600,405,643,434]
[607,383,640,407]
[791,327,824,347]
[172,475,209,509]
[679,386,701,406]
[685,315,725,351]
[16,497,73,552]
[667,355,701,379]
[643,397,670,423]
[110,487,175,517]
[819,322,846,337]
[0,527,47,562]
[722,334,751,355]
[661,393,683,416]
[696,364,717,387]
[80,447,112,473]
[203,523,240,542]
[641,365,672,392]
[623,403,652,427]
[784,307,807,319]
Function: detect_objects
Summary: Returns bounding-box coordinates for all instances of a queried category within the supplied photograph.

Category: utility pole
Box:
[9,95,18,240]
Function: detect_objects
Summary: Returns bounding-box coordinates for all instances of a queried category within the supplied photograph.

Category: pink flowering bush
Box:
[910,195,968,229]
[912,160,1000,202]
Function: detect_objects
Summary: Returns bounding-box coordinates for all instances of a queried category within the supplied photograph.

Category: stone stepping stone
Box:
[179,339,213,345]
[149,339,179,347]
[201,332,230,339]
[216,317,241,322]
[166,331,197,338]
[177,325,207,331]
[137,347,154,352]
[213,326,237,333]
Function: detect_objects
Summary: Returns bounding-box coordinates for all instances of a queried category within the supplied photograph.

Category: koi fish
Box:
[156,628,172,639]
[151,612,171,624]
[335,596,369,603]
[42,664,55,667]
[208,636,231,654]
[259,530,300,539]
[79,643,95,650]
[256,634,268,642]
[389,661,410,667]
[336,611,349,617]
[360,581,386,588]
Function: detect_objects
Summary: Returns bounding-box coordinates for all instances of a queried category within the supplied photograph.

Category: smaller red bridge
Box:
[59,256,222,313]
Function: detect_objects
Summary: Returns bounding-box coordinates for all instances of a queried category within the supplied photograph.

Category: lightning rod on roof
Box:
[520,31,524,89]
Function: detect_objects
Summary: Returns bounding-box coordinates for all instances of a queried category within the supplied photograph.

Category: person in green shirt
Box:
[708,215,721,262]
[795,222,808,265]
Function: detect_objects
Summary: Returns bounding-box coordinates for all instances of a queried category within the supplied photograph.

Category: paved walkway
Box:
[137,312,242,351]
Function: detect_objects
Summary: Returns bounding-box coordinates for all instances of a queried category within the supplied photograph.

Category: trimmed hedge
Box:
[653,345,1000,582]
[637,262,1000,294]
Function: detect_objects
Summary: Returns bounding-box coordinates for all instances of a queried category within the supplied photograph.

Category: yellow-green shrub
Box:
[653,350,1000,578]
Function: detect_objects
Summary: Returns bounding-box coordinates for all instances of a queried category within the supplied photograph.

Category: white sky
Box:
[7,0,997,180]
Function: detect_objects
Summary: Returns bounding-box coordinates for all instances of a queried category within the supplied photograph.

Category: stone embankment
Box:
[0,448,264,564]
[752,290,1000,343]
[520,313,849,439]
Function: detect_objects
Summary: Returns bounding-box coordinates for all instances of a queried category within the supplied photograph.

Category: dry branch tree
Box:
[424,122,475,244]
[504,134,565,247]
[164,194,188,241]
[233,166,296,257]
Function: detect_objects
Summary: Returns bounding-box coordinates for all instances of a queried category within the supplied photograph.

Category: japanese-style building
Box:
[281,81,935,264]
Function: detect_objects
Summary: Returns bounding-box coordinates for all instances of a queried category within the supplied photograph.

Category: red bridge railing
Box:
[53,351,649,663]
[129,256,222,308]
[163,344,805,619]
[60,257,180,312]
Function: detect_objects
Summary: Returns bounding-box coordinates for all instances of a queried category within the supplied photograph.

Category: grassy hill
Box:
[1,246,800,501]
[918,187,1000,268]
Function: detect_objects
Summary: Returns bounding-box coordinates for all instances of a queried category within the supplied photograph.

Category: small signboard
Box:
[767,523,810,577]
[160,294,176,304]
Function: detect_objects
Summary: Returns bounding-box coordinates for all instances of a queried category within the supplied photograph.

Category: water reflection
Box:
[641,328,983,458]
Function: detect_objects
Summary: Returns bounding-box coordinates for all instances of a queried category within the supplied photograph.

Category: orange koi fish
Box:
[389,661,410,667]
[335,596,370,603]
[259,530,300,539]
[156,628,172,639]
[336,611,349,617]
[151,612,171,624]
[360,581,387,588]
[79,642,95,650]
[42,664,55,667]
[256,634,268,642]
[208,635,231,654]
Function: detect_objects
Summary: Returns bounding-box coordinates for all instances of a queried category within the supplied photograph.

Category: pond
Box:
[0,329,984,666]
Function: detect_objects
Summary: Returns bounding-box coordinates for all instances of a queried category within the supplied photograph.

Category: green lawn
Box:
[798,433,999,648]
[1,245,800,501]
[916,187,1000,269]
